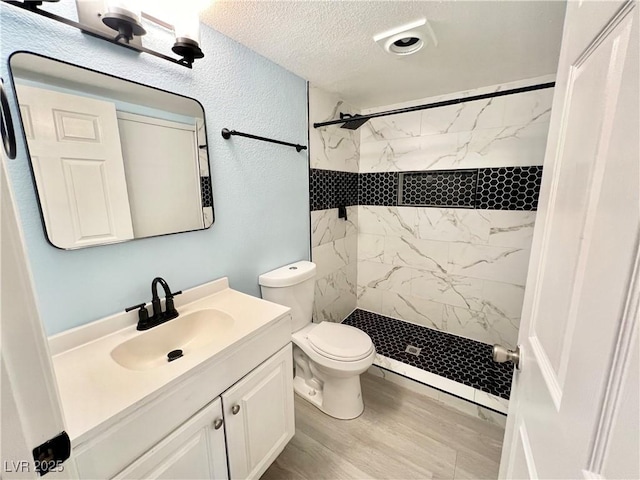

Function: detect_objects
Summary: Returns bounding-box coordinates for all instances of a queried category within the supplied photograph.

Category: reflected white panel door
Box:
[16,84,133,248]
[499,2,639,479]
[116,112,203,238]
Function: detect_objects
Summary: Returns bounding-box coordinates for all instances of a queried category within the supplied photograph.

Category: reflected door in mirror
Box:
[117,112,204,238]
[17,84,134,248]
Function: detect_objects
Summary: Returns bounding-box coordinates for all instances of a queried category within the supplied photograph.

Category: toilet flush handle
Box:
[231,404,241,415]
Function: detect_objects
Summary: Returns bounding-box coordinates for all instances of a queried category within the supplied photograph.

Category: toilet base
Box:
[293,376,324,410]
[293,373,365,420]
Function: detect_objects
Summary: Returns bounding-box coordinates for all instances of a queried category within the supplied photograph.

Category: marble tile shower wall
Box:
[309,85,360,323]
[357,80,554,349]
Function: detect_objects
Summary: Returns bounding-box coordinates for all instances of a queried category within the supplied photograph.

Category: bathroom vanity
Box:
[48,278,294,479]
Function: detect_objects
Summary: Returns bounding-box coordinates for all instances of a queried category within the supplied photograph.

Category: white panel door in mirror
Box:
[16,84,134,249]
[117,112,204,238]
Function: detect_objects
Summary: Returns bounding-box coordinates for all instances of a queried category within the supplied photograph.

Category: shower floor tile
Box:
[343,309,513,401]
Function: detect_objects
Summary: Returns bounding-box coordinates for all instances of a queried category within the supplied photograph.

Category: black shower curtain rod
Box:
[313,81,555,130]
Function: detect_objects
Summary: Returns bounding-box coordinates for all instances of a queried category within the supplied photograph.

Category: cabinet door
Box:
[114,397,228,480]
[223,344,294,480]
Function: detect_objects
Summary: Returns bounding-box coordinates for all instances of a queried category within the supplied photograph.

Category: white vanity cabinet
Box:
[73,343,294,479]
[223,343,295,479]
[52,279,295,480]
[113,344,293,480]
[114,398,228,479]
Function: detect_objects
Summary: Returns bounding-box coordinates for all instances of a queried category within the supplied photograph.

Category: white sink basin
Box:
[111,309,235,371]
[50,278,293,443]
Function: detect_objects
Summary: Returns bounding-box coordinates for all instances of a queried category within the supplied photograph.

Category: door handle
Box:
[231,404,240,415]
[493,344,521,369]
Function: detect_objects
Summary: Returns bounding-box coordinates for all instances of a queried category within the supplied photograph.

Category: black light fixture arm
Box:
[313,81,556,129]
[2,1,195,68]
[221,128,307,152]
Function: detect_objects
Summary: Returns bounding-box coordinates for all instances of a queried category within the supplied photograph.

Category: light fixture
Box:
[101,0,146,44]
[2,0,204,68]
[373,18,438,57]
[22,0,58,10]
[387,34,424,56]
[172,15,204,64]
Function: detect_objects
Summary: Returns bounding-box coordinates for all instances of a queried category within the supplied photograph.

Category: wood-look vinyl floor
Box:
[261,374,506,480]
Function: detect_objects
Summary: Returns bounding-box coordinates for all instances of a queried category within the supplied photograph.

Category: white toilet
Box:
[259,261,375,419]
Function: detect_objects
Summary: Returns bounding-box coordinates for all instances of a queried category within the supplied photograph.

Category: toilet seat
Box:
[307,322,374,361]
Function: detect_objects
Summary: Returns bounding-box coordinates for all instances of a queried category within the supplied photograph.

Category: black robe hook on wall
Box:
[221,128,307,152]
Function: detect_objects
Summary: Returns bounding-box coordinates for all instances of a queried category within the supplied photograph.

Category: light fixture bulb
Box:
[172,14,204,65]
[102,0,146,43]
[174,14,201,44]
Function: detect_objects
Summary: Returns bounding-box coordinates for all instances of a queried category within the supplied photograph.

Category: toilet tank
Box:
[259,261,316,333]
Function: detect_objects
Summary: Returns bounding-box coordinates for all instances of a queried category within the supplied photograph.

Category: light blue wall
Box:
[0,3,310,335]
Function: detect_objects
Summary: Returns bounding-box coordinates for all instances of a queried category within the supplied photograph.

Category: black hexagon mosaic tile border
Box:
[400,170,476,207]
[200,176,213,208]
[358,172,398,206]
[343,309,513,400]
[477,166,543,210]
[310,168,358,210]
[310,166,542,211]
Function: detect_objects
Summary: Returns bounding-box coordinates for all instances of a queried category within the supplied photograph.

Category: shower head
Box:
[339,113,369,130]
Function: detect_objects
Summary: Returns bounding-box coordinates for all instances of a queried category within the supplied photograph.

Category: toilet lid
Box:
[307,322,374,361]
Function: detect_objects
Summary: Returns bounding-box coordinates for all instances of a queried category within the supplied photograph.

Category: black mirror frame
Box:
[0,77,17,159]
[7,50,215,250]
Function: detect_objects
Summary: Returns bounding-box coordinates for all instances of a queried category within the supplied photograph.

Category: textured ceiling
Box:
[201,1,566,108]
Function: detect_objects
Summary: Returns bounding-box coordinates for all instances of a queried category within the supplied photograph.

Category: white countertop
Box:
[49,278,290,442]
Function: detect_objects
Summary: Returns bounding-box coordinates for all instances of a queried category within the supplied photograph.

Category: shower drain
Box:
[405,345,422,356]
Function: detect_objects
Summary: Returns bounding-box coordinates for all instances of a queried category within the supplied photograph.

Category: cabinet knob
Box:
[213,418,223,430]
[231,404,241,415]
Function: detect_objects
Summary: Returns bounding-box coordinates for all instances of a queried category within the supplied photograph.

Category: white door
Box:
[499,2,639,479]
[16,84,134,249]
[113,398,228,480]
[223,344,295,480]
[1,148,73,477]
[116,111,203,238]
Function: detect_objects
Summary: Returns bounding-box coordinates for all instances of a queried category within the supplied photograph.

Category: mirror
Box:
[9,52,213,250]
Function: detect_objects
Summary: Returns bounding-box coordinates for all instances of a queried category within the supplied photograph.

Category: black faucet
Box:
[125,277,182,331]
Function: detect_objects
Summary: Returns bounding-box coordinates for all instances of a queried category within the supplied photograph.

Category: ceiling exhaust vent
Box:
[373,18,438,56]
